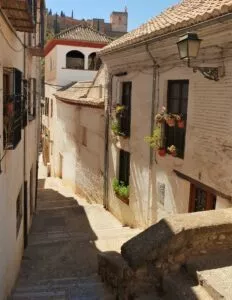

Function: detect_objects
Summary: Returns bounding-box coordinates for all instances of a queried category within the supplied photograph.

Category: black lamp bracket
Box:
[192,66,220,81]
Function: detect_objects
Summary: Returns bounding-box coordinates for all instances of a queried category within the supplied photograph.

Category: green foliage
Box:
[111,119,121,135]
[112,178,129,199]
[144,126,162,150]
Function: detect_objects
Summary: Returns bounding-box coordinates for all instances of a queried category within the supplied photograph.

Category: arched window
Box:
[88,53,102,70]
[66,50,84,70]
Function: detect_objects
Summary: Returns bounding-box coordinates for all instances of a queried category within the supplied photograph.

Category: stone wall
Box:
[98,209,232,298]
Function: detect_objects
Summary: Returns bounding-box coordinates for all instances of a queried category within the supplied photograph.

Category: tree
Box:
[48,9,52,15]
[71,10,74,19]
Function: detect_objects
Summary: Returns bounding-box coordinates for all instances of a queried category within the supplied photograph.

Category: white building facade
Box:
[0,0,45,298]
[100,0,232,228]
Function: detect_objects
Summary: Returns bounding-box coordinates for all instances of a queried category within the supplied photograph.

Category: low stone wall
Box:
[122,208,232,275]
[98,209,232,299]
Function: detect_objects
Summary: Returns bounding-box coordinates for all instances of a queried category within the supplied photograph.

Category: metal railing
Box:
[3,95,22,150]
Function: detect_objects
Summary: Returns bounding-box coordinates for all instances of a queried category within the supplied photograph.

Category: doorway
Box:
[189,184,216,213]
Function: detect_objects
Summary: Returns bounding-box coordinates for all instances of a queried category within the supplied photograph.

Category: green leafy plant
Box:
[115,104,126,115]
[111,119,121,135]
[144,126,162,150]
[112,178,129,199]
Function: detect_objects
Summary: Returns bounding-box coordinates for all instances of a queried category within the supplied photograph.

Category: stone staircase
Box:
[10,177,140,300]
[10,275,114,299]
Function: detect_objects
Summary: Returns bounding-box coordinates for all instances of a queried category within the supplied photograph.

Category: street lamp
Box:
[177,33,201,63]
[177,32,221,81]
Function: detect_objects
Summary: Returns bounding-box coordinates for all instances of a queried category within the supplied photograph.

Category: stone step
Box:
[163,271,213,300]
[11,275,114,299]
[28,227,139,246]
[186,251,232,299]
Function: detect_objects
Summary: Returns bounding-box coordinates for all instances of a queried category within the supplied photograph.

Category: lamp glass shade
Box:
[177,33,201,60]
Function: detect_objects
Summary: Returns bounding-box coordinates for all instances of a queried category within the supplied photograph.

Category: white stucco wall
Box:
[51,99,104,204]
[0,10,41,298]
[102,19,232,228]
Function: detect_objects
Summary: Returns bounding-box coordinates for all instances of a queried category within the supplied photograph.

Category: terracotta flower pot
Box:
[171,151,177,157]
[166,118,175,127]
[177,120,185,128]
[158,148,166,157]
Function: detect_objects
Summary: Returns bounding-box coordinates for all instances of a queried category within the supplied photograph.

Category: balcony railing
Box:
[3,94,22,150]
[1,0,36,32]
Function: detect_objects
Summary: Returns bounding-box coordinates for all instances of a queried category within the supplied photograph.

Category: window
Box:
[119,150,130,186]
[189,184,216,213]
[22,79,28,127]
[50,99,53,118]
[3,68,22,150]
[119,82,132,137]
[16,189,23,236]
[88,53,102,70]
[66,50,84,70]
[28,78,36,119]
[30,167,34,215]
[45,97,49,116]
[166,80,189,159]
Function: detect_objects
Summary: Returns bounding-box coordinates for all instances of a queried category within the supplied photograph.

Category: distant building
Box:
[46,10,128,38]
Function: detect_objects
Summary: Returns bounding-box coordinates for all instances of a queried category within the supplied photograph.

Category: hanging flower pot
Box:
[177,120,185,128]
[158,148,166,157]
[167,145,177,157]
[166,118,175,127]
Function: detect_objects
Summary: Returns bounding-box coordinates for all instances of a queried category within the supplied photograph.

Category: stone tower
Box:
[110,10,128,33]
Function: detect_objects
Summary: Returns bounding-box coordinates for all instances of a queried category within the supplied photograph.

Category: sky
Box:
[46,0,178,31]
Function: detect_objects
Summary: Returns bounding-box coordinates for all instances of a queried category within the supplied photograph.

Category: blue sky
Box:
[46,0,178,31]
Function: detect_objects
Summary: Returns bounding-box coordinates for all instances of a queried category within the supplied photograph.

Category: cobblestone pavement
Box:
[10,159,140,299]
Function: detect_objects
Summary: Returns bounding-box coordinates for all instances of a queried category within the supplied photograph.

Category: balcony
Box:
[1,0,36,32]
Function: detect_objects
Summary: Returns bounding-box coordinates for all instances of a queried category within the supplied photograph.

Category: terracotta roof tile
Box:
[101,0,232,54]
[55,23,112,44]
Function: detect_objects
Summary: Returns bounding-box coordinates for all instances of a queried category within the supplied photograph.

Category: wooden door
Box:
[189,184,216,212]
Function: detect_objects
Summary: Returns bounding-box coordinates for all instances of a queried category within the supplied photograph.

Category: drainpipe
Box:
[145,43,159,226]
[103,73,113,209]
[23,33,28,248]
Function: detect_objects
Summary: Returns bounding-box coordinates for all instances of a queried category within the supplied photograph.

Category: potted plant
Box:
[115,104,126,117]
[165,114,176,127]
[173,114,185,128]
[111,119,121,136]
[155,106,166,124]
[112,178,129,204]
[144,126,166,157]
[167,145,177,157]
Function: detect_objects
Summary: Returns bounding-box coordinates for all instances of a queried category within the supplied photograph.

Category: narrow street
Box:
[10,160,140,299]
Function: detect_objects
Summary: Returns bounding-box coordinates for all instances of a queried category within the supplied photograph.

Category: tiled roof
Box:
[54,71,105,108]
[101,0,232,54]
[55,23,112,44]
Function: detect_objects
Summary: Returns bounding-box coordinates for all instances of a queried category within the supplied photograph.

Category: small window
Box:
[166,80,189,159]
[119,82,132,137]
[16,189,23,236]
[119,150,130,186]
[66,50,84,70]
[88,53,102,70]
[28,78,36,119]
[189,184,216,213]
[50,99,53,118]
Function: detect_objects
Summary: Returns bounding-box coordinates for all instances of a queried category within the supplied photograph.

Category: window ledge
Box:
[115,193,129,205]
